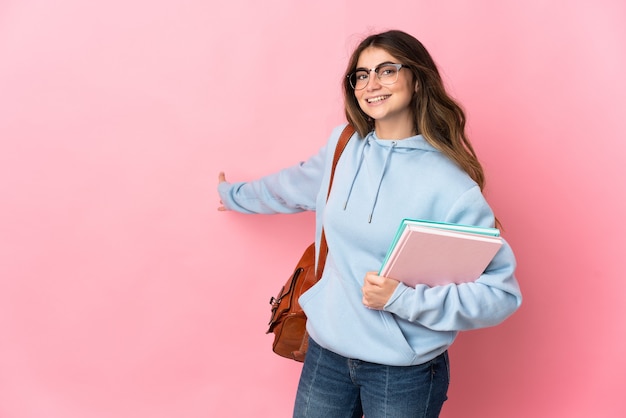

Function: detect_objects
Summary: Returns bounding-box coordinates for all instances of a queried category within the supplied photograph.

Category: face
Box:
[353,47,415,134]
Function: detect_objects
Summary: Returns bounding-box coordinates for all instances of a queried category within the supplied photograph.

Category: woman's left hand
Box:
[362,271,400,310]
[217,172,229,211]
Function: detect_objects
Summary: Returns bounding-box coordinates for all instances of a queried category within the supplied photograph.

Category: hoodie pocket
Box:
[298,271,329,308]
[379,311,420,362]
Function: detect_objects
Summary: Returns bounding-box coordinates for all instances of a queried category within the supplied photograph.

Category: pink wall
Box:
[1,1,624,417]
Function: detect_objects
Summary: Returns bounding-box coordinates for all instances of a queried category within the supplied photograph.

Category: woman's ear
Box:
[414,81,419,93]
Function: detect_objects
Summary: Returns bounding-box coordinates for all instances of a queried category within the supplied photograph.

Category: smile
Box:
[366,95,391,103]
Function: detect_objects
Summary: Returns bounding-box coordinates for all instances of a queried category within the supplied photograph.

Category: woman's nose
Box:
[366,70,381,90]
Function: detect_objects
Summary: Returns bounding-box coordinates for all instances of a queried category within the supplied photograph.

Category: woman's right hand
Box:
[217,172,228,211]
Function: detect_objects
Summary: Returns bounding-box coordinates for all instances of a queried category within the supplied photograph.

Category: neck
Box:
[374,119,416,140]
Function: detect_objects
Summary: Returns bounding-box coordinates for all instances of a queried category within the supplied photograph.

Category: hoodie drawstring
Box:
[343,143,367,210]
[368,141,396,223]
[343,139,397,223]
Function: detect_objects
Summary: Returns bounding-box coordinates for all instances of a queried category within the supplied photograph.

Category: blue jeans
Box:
[293,338,449,418]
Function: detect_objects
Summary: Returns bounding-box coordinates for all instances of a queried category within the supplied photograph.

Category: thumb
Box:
[218,172,227,183]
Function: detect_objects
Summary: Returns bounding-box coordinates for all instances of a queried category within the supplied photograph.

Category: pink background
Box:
[1,1,625,417]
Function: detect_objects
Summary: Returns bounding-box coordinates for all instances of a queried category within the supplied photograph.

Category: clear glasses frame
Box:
[347,63,405,90]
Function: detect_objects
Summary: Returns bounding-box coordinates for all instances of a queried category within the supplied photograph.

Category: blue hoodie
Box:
[218,124,522,366]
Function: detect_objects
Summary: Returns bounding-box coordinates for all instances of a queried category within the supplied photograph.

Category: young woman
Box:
[217,30,522,418]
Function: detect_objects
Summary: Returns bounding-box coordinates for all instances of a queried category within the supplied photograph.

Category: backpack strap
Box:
[317,124,355,279]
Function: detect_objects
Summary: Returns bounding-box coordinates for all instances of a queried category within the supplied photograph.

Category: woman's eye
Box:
[380,67,396,76]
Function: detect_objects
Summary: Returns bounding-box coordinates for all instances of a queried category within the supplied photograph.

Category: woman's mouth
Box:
[366,95,391,103]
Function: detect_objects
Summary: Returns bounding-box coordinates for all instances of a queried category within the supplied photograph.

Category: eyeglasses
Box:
[347,63,404,90]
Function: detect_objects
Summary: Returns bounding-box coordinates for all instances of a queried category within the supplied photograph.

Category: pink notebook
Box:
[379,225,503,287]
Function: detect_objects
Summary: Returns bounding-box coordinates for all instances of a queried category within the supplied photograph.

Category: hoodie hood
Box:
[343,131,438,223]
